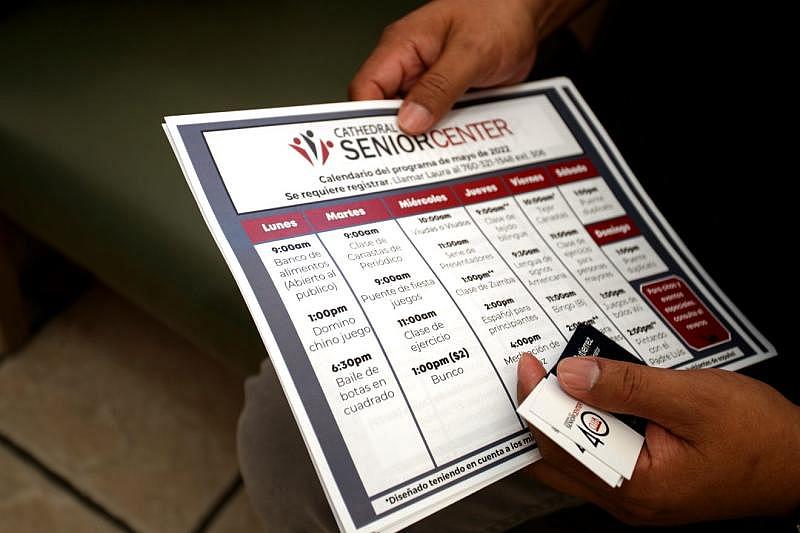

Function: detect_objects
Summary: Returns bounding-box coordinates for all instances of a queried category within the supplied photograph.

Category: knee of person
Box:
[237,371,296,481]
[236,397,260,479]
[236,370,336,531]
[236,373,295,525]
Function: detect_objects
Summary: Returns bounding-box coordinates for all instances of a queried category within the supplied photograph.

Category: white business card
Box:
[518,375,644,481]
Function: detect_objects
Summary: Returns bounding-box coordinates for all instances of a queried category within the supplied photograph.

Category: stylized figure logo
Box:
[289,130,334,166]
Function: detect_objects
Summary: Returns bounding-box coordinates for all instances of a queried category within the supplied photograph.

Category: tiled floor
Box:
[0,444,119,533]
[0,285,262,532]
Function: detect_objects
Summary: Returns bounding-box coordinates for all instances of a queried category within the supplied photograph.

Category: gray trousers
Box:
[237,360,579,532]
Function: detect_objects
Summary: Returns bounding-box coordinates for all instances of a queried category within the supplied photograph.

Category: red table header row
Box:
[242,157,600,243]
[547,158,599,185]
[585,215,640,245]
[385,186,459,216]
[305,199,390,231]
[241,213,311,244]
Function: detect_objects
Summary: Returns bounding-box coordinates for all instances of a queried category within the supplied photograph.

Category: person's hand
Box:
[517,354,800,524]
[349,0,587,135]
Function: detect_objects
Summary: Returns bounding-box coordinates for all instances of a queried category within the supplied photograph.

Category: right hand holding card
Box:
[517,325,647,487]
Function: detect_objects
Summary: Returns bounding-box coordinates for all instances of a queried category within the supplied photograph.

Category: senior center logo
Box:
[289,129,334,166]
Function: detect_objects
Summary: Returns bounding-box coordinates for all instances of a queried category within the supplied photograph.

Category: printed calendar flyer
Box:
[164,78,774,532]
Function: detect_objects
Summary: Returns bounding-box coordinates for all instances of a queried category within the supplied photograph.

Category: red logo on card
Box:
[289,130,334,166]
[581,411,609,436]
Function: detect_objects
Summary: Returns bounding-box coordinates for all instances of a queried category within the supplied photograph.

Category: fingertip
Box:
[517,352,546,401]
[519,352,545,373]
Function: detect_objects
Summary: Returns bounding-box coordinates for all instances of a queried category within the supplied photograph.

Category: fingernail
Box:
[398,101,433,133]
[558,357,600,392]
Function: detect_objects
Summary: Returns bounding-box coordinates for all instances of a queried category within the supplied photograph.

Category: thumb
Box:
[556,357,706,434]
[398,37,485,134]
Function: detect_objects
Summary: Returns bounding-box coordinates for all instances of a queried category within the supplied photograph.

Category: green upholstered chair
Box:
[0,1,424,372]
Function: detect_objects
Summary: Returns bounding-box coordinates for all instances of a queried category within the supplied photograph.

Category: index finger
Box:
[348,21,436,101]
[348,42,410,100]
[517,352,547,403]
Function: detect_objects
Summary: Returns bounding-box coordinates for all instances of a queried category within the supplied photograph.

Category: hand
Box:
[349,0,587,134]
[516,354,800,524]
